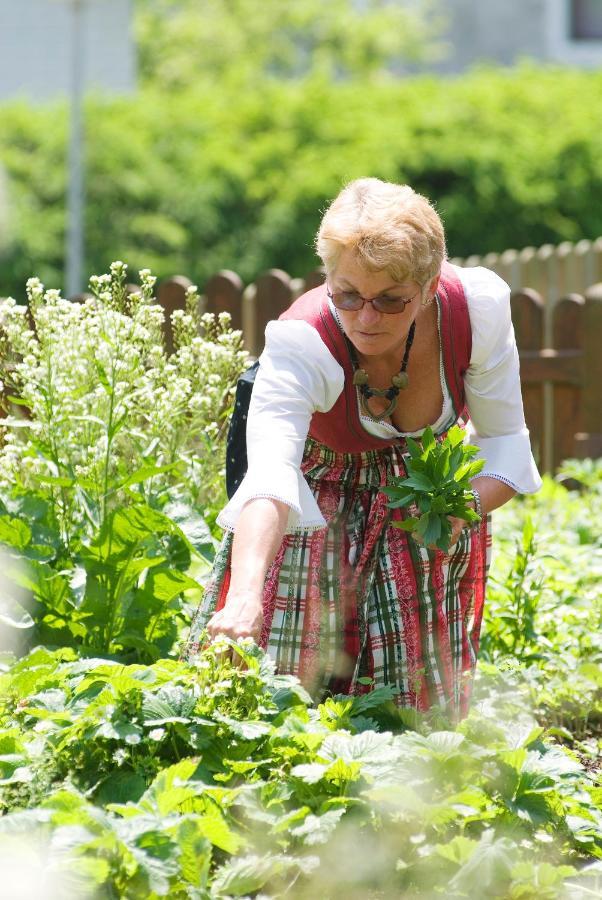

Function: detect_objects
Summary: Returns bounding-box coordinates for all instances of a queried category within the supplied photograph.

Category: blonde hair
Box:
[315,177,446,285]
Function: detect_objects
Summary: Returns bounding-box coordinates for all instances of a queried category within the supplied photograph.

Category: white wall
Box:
[424,0,602,73]
[0,0,136,101]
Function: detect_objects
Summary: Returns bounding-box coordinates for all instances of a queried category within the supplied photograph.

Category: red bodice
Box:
[279,261,471,453]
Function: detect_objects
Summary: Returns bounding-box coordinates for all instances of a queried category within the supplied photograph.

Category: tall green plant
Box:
[0,263,248,659]
[0,261,247,536]
[481,516,544,661]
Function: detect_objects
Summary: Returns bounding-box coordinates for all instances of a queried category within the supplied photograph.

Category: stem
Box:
[170,727,181,762]
[103,538,142,651]
[101,360,116,530]
[42,344,72,553]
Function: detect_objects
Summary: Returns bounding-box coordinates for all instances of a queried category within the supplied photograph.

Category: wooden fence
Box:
[156,262,602,475]
[2,238,601,474]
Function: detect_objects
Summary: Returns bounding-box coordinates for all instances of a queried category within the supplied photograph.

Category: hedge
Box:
[1,65,601,300]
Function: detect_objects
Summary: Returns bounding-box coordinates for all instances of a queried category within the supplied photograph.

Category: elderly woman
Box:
[185,178,541,719]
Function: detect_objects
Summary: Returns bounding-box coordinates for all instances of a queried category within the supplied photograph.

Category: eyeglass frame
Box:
[326,284,423,315]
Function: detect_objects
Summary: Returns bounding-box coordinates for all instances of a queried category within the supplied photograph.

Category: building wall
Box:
[432,0,602,72]
[0,0,136,102]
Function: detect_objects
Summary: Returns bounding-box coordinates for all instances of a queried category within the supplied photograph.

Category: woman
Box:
[185,178,542,719]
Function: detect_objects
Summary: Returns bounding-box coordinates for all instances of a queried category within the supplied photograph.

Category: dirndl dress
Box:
[184,433,491,721]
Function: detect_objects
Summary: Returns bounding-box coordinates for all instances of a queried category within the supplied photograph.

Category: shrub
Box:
[0,66,601,301]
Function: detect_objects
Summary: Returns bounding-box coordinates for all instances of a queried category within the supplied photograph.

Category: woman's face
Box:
[329,248,437,360]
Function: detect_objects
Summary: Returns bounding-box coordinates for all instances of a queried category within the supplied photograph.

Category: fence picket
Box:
[575,284,602,459]
[511,289,545,467]
[204,270,244,333]
[156,275,192,353]
[552,294,585,469]
[249,269,295,358]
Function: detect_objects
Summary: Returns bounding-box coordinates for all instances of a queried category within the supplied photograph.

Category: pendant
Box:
[359,391,398,422]
[392,372,409,390]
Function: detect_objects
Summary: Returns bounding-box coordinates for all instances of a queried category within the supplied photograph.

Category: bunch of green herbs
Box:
[383,424,484,551]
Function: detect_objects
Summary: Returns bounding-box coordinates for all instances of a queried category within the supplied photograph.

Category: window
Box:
[570,0,602,40]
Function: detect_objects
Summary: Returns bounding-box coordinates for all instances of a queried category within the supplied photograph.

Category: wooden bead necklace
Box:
[349,320,417,422]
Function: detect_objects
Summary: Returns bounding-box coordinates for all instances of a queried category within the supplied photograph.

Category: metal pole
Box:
[65,0,85,298]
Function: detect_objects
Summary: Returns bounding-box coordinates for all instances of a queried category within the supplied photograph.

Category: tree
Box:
[135,0,446,88]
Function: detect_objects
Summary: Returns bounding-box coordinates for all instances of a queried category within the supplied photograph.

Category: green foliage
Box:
[135,0,445,89]
[0,264,249,660]
[0,642,600,897]
[0,263,248,531]
[1,66,602,301]
[383,425,483,551]
[0,448,599,896]
[481,515,543,658]
[0,495,204,660]
[482,463,602,740]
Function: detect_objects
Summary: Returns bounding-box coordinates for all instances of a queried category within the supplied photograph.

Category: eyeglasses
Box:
[326,285,420,314]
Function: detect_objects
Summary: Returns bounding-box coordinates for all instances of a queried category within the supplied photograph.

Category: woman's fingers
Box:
[205,592,264,648]
[448,516,469,550]
[412,517,468,551]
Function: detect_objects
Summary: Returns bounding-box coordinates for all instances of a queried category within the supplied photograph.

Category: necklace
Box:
[349,320,417,422]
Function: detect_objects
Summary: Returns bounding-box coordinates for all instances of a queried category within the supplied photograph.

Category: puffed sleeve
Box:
[217,319,345,533]
[458,266,542,494]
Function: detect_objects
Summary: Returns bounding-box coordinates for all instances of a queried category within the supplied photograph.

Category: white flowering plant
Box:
[0,262,249,660]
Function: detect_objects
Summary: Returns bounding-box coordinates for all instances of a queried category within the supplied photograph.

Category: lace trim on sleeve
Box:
[477,473,520,492]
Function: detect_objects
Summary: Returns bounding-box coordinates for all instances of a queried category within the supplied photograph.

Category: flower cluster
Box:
[0,264,249,540]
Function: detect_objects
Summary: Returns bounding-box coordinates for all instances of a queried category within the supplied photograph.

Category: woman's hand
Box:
[447,515,470,550]
[206,589,264,644]
[413,515,470,552]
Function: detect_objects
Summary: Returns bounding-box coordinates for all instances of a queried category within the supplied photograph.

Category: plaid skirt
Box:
[185,437,492,720]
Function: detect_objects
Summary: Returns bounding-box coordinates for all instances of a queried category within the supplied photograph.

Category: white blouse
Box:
[218,265,542,533]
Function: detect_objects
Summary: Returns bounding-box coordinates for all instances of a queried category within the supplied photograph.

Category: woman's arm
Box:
[206,497,289,643]
[472,475,516,514]
[448,475,515,548]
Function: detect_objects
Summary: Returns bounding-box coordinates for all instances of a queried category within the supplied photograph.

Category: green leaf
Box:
[290,763,328,784]
[435,834,479,865]
[449,830,516,894]
[578,663,602,687]
[421,513,442,547]
[116,463,183,491]
[434,445,450,482]
[426,732,466,756]
[145,569,200,602]
[0,517,32,550]
[405,436,422,459]
[211,854,310,897]
[290,808,345,846]
[176,818,212,888]
[421,426,436,451]
[163,502,216,561]
[446,425,466,448]
[403,473,435,492]
[196,805,243,854]
[392,517,419,532]
[0,597,34,629]
[384,491,415,509]
[96,771,148,806]
[142,685,197,725]
[94,360,112,394]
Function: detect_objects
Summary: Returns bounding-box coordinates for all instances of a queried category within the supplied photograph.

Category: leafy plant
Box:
[0,263,250,660]
[0,643,600,898]
[0,495,208,660]
[480,516,543,659]
[482,471,602,740]
[0,262,248,535]
[383,425,484,551]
